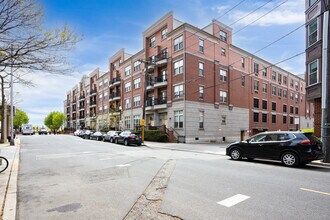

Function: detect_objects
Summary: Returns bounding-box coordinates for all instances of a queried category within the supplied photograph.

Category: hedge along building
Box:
[65,11,313,143]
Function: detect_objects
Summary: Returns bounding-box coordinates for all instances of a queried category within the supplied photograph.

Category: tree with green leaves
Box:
[13,109,29,129]
[44,111,66,133]
[0,0,78,142]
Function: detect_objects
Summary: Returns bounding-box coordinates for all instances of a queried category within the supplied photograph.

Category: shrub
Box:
[144,130,168,142]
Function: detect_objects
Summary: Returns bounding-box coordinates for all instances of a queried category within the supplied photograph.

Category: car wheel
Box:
[124,139,128,146]
[115,138,118,144]
[281,152,299,167]
[103,137,106,142]
[110,138,113,143]
[230,148,242,160]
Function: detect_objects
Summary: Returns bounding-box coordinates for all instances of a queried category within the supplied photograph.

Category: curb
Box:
[310,161,330,167]
[1,139,20,220]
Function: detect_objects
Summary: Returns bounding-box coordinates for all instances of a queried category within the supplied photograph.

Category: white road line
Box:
[300,188,330,196]
[217,194,250,208]
[99,158,112,161]
[116,164,131,167]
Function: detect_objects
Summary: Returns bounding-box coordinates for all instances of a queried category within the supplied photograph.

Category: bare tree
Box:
[0,0,78,142]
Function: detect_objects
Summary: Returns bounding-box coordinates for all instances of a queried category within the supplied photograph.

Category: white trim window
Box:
[149,36,155,47]
[271,86,276,95]
[174,35,183,52]
[262,83,267,93]
[278,88,282,97]
[262,68,267,77]
[174,60,183,75]
[241,57,245,68]
[221,48,226,56]
[125,98,131,109]
[199,111,204,129]
[220,69,227,82]
[254,63,259,74]
[309,0,317,7]
[174,84,184,98]
[134,78,141,89]
[133,115,140,127]
[254,80,259,91]
[104,91,108,98]
[199,86,204,99]
[174,110,183,128]
[99,106,103,113]
[308,60,318,85]
[99,94,103,100]
[283,89,287,98]
[124,116,131,129]
[125,65,131,76]
[220,91,227,103]
[220,30,227,42]
[272,71,276,80]
[125,82,131,93]
[161,28,167,40]
[134,61,141,72]
[199,62,204,76]
[199,39,204,52]
[133,96,141,107]
[308,18,318,46]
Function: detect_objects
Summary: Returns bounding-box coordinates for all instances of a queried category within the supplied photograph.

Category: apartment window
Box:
[149,55,156,63]
[254,80,259,91]
[290,106,294,114]
[125,66,131,76]
[221,116,226,125]
[99,81,103,89]
[174,35,183,51]
[309,0,317,7]
[104,91,108,98]
[221,48,226,56]
[134,61,141,72]
[199,62,204,76]
[220,91,227,103]
[174,60,184,75]
[272,115,276,123]
[283,89,287,98]
[134,78,140,89]
[278,88,282,97]
[262,83,267,93]
[254,63,259,74]
[149,36,155,47]
[283,76,287,85]
[174,84,184,98]
[199,39,204,52]
[295,93,299,103]
[253,98,259,108]
[262,68,267,77]
[278,74,282,84]
[290,79,294,87]
[295,81,299,91]
[308,18,318,46]
[290,92,294,100]
[220,69,227,82]
[283,104,287,113]
[253,112,259,122]
[199,86,204,99]
[272,71,276,80]
[161,28,167,40]
[262,113,267,123]
[125,82,131,92]
[241,57,245,68]
[283,116,287,124]
[199,111,204,129]
[125,98,131,109]
[220,30,227,42]
[133,96,141,107]
[271,86,276,95]
[133,115,140,128]
[308,60,318,85]
[99,94,103,100]
[262,100,267,110]
[241,76,245,87]
[295,107,298,114]
[99,106,102,113]
[272,102,276,111]
[124,116,131,129]
[290,117,294,125]
[174,110,183,128]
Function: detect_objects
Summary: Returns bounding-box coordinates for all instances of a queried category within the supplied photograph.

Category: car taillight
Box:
[128,136,134,139]
[300,140,311,145]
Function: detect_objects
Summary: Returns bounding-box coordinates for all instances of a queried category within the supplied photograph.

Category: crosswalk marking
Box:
[217,194,250,208]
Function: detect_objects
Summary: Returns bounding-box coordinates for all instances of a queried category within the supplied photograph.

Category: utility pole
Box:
[10,45,14,146]
[321,0,330,162]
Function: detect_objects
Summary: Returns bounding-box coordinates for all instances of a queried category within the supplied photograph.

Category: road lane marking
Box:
[300,188,330,196]
[116,164,131,167]
[217,194,250,207]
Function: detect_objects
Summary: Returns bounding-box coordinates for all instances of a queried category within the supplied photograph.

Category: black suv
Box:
[226,131,324,167]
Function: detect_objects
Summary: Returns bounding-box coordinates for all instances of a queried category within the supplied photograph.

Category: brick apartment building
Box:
[64,12,314,143]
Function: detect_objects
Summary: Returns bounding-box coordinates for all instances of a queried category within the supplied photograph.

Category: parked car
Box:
[83,130,93,139]
[74,129,81,136]
[226,131,324,167]
[39,127,48,135]
[103,131,121,143]
[78,130,85,138]
[90,131,104,141]
[115,131,142,146]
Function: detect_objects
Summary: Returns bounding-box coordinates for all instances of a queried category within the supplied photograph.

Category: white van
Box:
[22,124,34,135]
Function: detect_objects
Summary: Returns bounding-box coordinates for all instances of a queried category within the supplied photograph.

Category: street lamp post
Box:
[10,45,14,146]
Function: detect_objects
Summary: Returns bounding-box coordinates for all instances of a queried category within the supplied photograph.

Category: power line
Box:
[216,0,248,20]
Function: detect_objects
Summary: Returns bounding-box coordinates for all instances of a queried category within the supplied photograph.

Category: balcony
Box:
[79,115,85,119]
[110,77,121,87]
[79,95,85,100]
[90,89,97,96]
[154,97,167,109]
[66,102,70,106]
[146,97,154,111]
[79,105,85,110]
[89,113,96,118]
[155,51,168,67]
[109,92,121,101]
[154,74,167,88]
[146,78,155,90]
[90,101,97,107]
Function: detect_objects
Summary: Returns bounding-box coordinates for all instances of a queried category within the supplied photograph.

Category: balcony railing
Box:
[79,95,85,100]
[109,92,121,99]
[146,97,154,107]
[79,105,85,110]
[154,97,167,105]
[90,101,97,106]
[110,77,121,86]
[90,89,97,95]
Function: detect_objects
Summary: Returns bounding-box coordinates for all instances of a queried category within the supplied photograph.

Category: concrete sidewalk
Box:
[143,141,330,167]
[0,140,20,220]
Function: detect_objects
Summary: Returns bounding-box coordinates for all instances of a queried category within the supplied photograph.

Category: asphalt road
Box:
[17,135,330,220]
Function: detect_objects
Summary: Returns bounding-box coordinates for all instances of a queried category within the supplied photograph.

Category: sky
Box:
[14,0,306,126]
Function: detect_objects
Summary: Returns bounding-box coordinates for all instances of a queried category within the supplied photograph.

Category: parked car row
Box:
[74,129,142,146]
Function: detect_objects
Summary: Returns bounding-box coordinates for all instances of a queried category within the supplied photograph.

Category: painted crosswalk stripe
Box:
[217,194,250,207]
[116,164,131,167]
